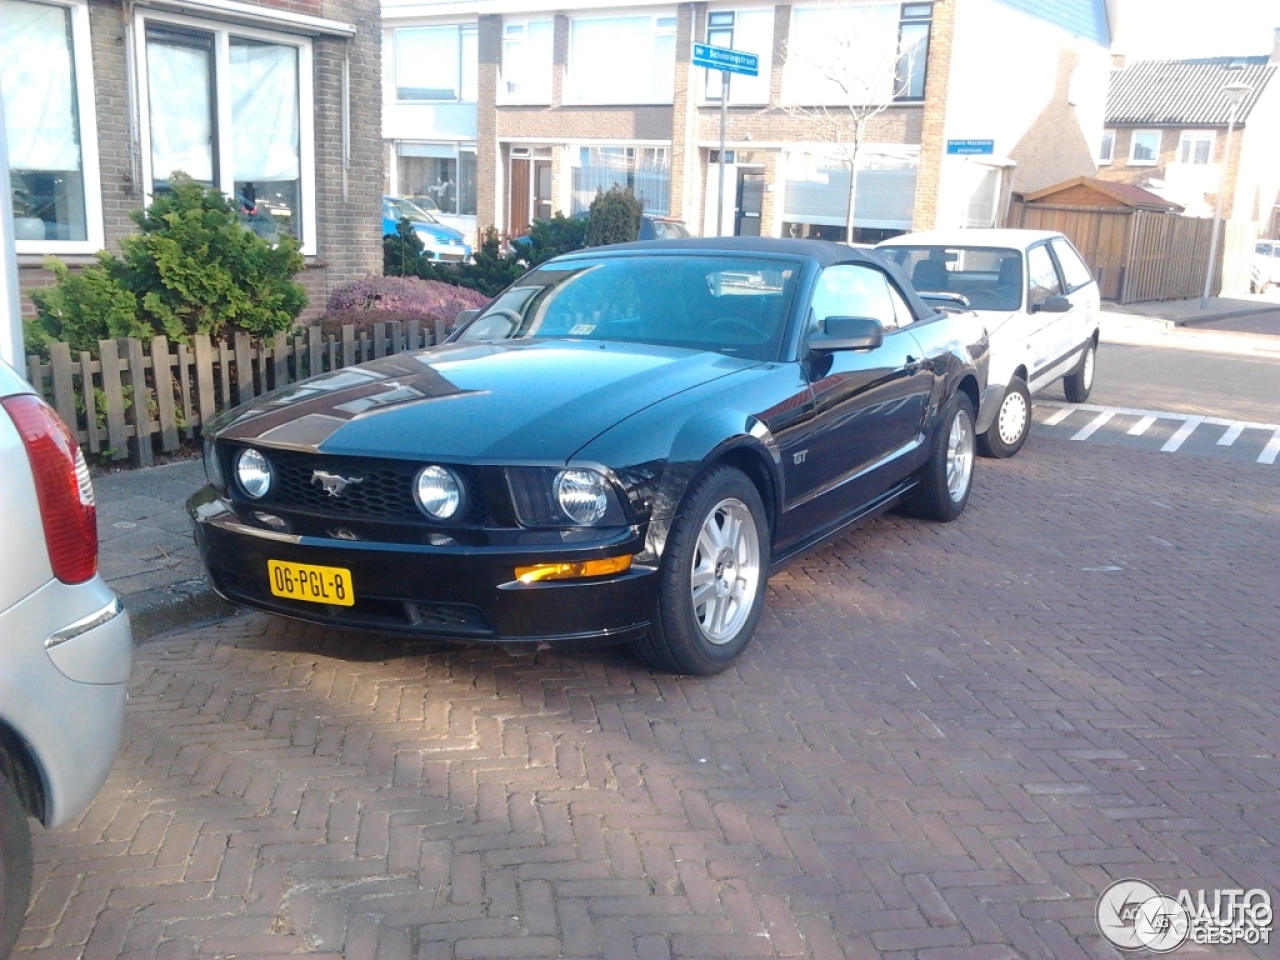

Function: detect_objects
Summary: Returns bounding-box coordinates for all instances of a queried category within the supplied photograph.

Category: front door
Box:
[509,158,532,237]
[736,172,764,237]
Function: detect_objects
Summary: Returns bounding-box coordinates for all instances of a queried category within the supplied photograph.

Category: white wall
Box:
[935,0,1111,228]
[0,96,24,373]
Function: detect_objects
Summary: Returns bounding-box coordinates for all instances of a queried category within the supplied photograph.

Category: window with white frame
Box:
[1128,130,1160,164]
[894,3,931,100]
[785,2,902,105]
[1178,130,1214,165]
[1099,129,1114,164]
[570,146,671,215]
[702,9,773,105]
[140,18,311,245]
[1,0,102,250]
[501,20,554,104]
[396,143,477,217]
[566,15,676,104]
[394,24,478,102]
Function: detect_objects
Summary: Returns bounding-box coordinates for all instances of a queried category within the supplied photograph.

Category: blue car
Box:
[382,196,472,261]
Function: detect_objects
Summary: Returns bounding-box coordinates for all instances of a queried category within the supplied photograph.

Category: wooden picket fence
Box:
[25,319,448,466]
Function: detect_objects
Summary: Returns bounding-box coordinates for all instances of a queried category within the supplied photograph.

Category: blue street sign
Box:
[692,43,759,77]
[946,139,995,156]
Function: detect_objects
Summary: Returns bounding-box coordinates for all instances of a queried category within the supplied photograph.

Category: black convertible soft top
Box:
[562,236,938,322]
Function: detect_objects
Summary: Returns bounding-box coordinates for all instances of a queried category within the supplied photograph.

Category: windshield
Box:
[879,245,1023,312]
[1257,241,1279,258]
[386,197,438,224]
[455,255,801,361]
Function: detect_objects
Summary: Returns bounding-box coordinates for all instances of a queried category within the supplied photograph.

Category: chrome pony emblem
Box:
[312,470,364,497]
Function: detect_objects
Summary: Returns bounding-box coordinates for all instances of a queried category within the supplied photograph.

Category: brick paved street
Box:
[16,438,1280,959]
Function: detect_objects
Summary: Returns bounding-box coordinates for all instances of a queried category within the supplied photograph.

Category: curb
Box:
[123,577,236,642]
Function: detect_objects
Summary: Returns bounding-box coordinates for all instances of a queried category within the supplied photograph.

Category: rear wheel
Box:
[0,772,33,960]
[631,466,768,675]
[903,392,976,522]
[977,377,1031,458]
[1063,340,1096,403]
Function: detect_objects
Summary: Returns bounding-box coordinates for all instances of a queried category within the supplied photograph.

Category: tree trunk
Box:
[844,153,859,245]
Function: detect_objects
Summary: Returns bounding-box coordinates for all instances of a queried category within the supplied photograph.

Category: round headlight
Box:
[554,469,609,525]
[414,465,463,520]
[235,448,273,499]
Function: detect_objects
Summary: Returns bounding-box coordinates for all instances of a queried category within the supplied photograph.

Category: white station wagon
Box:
[878,229,1101,457]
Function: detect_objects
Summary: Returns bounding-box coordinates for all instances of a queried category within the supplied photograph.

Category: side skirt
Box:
[768,479,917,575]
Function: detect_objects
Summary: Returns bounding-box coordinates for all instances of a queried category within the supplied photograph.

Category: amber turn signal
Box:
[515,555,633,583]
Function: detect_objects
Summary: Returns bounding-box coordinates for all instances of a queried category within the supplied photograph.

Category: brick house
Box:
[2,0,384,320]
[381,0,1114,244]
[1097,38,1280,233]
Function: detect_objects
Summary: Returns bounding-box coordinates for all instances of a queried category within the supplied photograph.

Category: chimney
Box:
[1271,27,1280,64]
[1112,52,1126,68]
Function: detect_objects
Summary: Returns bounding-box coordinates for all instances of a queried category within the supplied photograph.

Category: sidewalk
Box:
[95,293,1280,643]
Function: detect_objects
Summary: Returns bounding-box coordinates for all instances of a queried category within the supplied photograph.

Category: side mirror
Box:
[810,316,884,352]
[1032,295,1071,314]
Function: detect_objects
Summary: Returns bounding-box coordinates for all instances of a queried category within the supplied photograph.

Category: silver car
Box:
[0,359,131,957]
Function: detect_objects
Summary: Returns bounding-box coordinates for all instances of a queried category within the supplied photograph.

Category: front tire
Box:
[0,772,33,960]
[631,466,768,675]
[977,377,1031,458]
[903,392,976,522]
[1063,339,1096,403]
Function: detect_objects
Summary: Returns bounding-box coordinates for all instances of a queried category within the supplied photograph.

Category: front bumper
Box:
[190,492,657,645]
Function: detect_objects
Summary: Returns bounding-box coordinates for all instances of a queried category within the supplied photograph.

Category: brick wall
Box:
[1097,126,1243,216]
[913,0,955,230]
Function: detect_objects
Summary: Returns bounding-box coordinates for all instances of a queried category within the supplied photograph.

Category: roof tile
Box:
[1107,57,1276,126]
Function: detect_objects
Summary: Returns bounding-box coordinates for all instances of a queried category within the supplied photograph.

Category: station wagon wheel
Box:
[632,465,768,675]
[0,771,33,959]
[1064,340,1096,403]
[977,377,1031,458]
[903,392,976,522]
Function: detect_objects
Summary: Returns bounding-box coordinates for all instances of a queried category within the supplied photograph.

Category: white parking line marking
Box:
[1218,423,1245,446]
[1072,410,1116,441]
[1161,417,1204,452]
[1260,430,1280,466]
[1035,402,1280,464]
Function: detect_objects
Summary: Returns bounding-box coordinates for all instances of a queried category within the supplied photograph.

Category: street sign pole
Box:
[717,70,728,237]
[691,43,757,238]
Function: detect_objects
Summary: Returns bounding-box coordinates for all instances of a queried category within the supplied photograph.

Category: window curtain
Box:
[147,37,214,183]
[568,17,654,102]
[396,27,459,100]
[230,40,299,182]
[783,151,916,229]
[571,147,670,216]
[0,0,80,171]
[503,20,553,101]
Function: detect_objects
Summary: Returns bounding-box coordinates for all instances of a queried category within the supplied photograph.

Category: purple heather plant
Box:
[325,277,489,333]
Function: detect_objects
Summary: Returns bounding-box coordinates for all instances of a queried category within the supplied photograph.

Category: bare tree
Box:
[782,4,922,242]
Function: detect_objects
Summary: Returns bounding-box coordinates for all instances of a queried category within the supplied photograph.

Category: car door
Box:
[1024,241,1077,391]
[785,263,934,535]
[1048,236,1099,363]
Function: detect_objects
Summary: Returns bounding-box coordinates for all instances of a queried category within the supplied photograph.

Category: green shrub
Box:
[585,186,642,247]
[28,173,307,354]
[388,226,527,299]
[518,213,589,267]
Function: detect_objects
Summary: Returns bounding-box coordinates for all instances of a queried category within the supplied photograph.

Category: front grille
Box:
[233,448,485,525]
[215,570,496,638]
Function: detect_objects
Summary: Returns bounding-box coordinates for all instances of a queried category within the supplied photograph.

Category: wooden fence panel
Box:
[151,336,180,452]
[192,335,215,430]
[175,342,195,441]
[48,341,78,436]
[98,339,130,461]
[123,337,154,467]
[80,351,101,454]
[342,326,356,367]
[234,331,255,405]
[308,325,323,380]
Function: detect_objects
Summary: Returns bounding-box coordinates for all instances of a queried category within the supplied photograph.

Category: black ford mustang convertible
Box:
[190,238,985,674]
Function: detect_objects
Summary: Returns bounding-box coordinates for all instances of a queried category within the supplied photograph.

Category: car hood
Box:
[210,340,756,461]
[412,221,464,242]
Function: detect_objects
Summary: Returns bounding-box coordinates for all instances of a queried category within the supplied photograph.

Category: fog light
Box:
[235,448,273,499]
[515,555,633,583]
[414,465,464,519]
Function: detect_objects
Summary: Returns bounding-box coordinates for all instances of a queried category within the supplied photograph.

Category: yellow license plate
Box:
[267,560,355,606]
